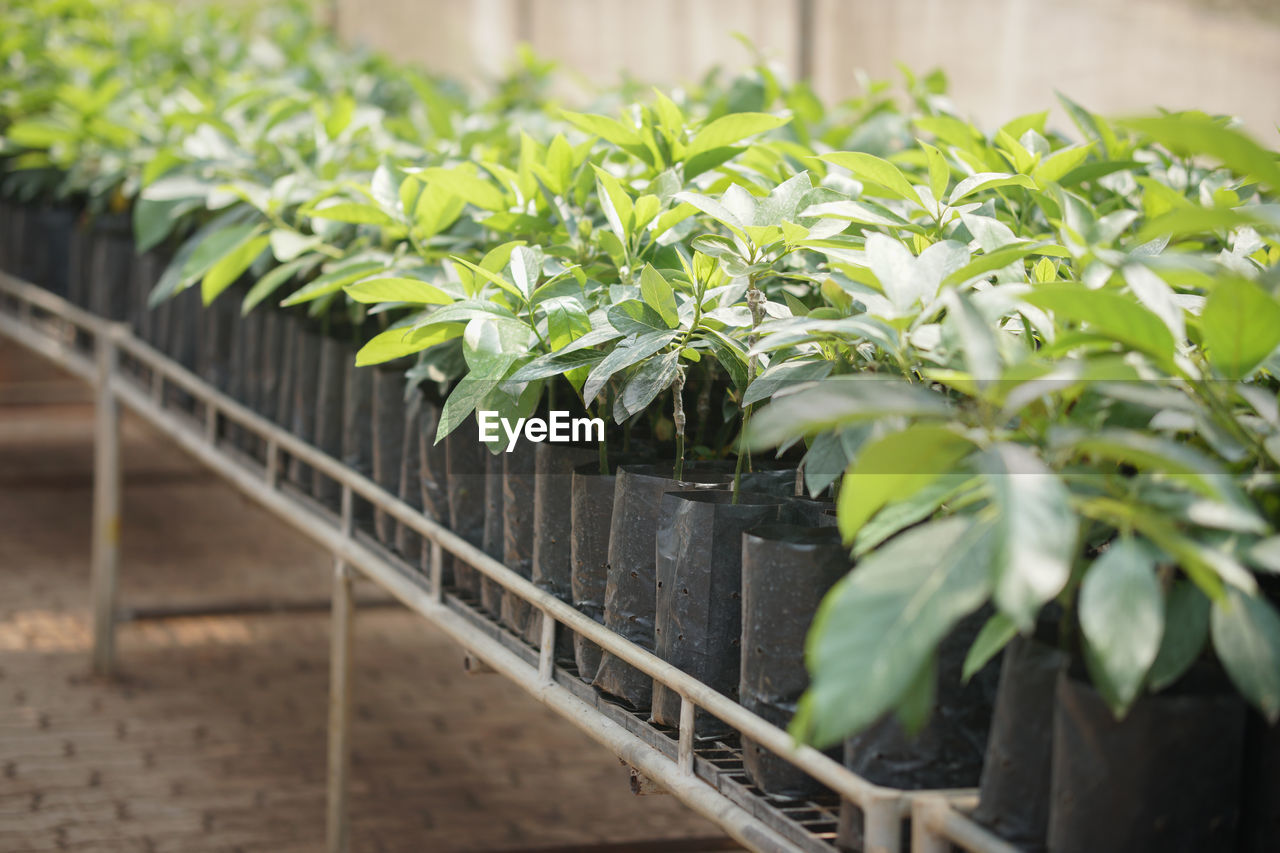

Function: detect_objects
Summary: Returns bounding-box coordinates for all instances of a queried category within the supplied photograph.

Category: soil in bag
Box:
[36,205,76,298]
[311,334,352,511]
[66,216,90,311]
[126,249,161,344]
[223,288,247,447]
[650,490,791,732]
[340,352,374,526]
[479,450,505,617]
[785,495,836,527]
[87,215,134,323]
[1047,663,1245,853]
[371,361,408,544]
[1240,712,1280,852]
[971,630,1066,852]
[236,308,264,459]
[286,322,322,491]
[25,205,52,286]
[837,609,1000,851]
[497,443,540,636]
[196,286,236,391]
[0,201,16,275]
[444,415,487,600]
[163,285,202,414]
[394,391,424,562]
[591,462,735,710]
[522,443,599,654]
[739,524,850,798]
[571,462,615,683]
[417,394,451,584]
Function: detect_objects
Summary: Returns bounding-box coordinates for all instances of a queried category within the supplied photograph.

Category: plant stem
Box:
[673,367,686,481]
[733,272,767,504]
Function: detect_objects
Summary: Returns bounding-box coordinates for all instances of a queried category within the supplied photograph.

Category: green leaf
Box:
[202,232,268,305]
[1201,277,1280,379]
[1030,143,1095,185]
[894,656,936,736]
[355,323,460,367]
[792,516,994,747]
[413,299,518,329]
[562,110,644,151]
[1023,283,1175,364]
[617,350,681,421]
[1121,114,1280,192]
[747,377,950,450]
[593,165,635,242]
[344,277,453,305]
[508,349,604,382]
[509,246,540,299]
[978,444,1077,630]
[1148,581,1210,691]
[701,328,748,393]
[1135,206,1277,243]
[639,264,678,327]
[921,141,950,202]
[133,197,198,253]
[820,151,923,208]
[1056,428,1227,500]
[308,202,399,227]
[269,228,323,262]
[948,172,1038,204]
[686,112,790,160]
[281,261,385,306]
[608,300,669,336]
[962,613,1019,683]
[1079,538,1164,715]
[836,423,974,541]
[242,257,312,315]
[742,360,832,407]
[1212,588,1280,722]
[942,240,1052,286]
[415,165,506,211]
[582,330,677,405]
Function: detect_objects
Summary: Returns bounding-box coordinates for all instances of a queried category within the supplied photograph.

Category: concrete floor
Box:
[0,340,735,852]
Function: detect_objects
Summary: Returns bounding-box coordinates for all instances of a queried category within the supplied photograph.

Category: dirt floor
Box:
[0,340,735,852]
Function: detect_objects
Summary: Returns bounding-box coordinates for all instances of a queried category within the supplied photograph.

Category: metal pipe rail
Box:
[0,272,1018,853]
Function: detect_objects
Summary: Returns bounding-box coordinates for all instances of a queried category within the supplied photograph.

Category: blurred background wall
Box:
[332,0,1280,136]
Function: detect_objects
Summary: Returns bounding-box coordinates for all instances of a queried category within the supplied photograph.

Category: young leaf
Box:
[1024,283,1175,365]
[344,277,452,305]
[948,172,1037,204]
[836,423,974,541]
[1200,277,1280,379]
[962,613,1019,683]
[1121,114,1280,192]
[639,264,678,327]
[921,141,949,202]
[308,202,399,227]
[820,152,923,208]
[747,377,950,450]
[685,112,789,160]
[355,323,460,367]
[202,233,268,304]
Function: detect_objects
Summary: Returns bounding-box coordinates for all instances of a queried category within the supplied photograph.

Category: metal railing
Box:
[0,271,1021,853]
